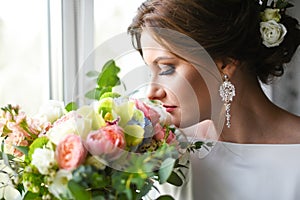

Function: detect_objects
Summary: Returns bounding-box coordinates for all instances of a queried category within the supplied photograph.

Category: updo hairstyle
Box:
[128,0,300,83]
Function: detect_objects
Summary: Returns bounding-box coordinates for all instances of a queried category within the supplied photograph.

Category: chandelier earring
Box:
[219,74,236,128]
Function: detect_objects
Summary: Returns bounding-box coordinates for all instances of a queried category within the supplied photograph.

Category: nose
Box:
[147,82,166,100]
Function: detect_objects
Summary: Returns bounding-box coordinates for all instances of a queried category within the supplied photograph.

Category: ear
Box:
[215,58,238,79]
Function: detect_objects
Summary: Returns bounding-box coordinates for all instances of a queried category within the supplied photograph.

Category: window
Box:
[0,0,49,115]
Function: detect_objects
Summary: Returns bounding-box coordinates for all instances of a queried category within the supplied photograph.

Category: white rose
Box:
[37,100,66,123]
[31,148,56,175]
[261,8,281,22]
[0,172,22,200]
[77,105,105,133]
[2,186,22,200]
[46,111,92,144]
[260,20,287,47]
[48,169,73,199]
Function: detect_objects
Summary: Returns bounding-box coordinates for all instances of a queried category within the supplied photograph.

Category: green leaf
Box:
[23,191,40,200]
[85,88,103,100]
[100,92,121,100]
[167,171,183,186]
[158,158,176,184]
[276,0,289,9]
[65,102,78,112]
[194,141,204,149]
[136,179,154,199]
[97,60,120,88]
[85,87,112,100]
[27,137,49,161]
[285,3,294,8]
[68,180,91,200]
[1,139,4,152]
[0,152,14,160]
[14,145,29,156]
[156,195,175,200]
[206,142,214,147]
[86,70,99,77]
[2,150,10,167]
[262,0,268,10]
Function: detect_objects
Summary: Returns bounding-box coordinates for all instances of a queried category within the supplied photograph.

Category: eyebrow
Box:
[153,56,176,64]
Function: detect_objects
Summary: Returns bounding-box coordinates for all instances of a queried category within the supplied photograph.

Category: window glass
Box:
[94,0,144,46]
[93,0,147,97]
[0,0,49,114]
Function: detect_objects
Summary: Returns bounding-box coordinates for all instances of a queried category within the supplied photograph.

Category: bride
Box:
[128,0,300,199]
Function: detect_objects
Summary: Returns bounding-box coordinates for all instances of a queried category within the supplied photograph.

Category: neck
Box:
[220,71,287,143]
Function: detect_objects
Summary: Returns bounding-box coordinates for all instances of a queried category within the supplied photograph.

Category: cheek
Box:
[176,68,211,123]
[191,73,211,116]
[165,75,207,127]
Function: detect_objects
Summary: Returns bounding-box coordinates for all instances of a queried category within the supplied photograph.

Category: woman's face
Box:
[142,43,211,128]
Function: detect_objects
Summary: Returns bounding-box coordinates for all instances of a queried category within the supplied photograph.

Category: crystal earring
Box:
[219,74,235,128]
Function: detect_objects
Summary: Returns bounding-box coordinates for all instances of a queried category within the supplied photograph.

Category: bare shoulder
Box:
[279,112,300,144]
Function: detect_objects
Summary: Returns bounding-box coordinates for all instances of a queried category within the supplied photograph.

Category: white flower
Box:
[31,148,56,175]
[261,8,281,22]
[48,169,73,199]
[1,186,22,200]
[260,20,287,47]
[76,105,105,134]
[0,172,22,200]
[37,100,66,123]
[46,111,92,144]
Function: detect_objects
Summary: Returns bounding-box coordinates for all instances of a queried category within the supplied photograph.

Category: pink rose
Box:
[5,131,28,157]
[56,134,87,170]
[154,124,176,144]
[134,100,160,125]
[85,125,126,161]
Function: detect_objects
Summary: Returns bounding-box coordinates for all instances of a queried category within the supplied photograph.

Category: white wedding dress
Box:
[147,141,300,200]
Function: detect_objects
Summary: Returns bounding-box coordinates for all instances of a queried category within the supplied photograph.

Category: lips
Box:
[163,105,177,113]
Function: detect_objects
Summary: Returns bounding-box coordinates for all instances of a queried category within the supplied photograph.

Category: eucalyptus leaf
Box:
[0,152,14,160]
[85,88,103,100]
[156,195,175,200]
[86,70,99,77]
[136,180,154,200]
[167,171,183,186]
[262,0,268,10]
[14,145,29,156]
[65,102,78,112]
[68,180,91,200]
[100,92,121,100]
[97,60,120,88]
[159,158,176,184]
[91,195,106,200]
[194,141,204,149]
[1,139,4,152]
[276,0,289,9]
[285,3,294,8]
[85,87,112,100]
[2,151,10,168]
[23,191,40,200]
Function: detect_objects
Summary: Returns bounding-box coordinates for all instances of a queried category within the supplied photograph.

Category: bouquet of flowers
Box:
[0,60,202,200]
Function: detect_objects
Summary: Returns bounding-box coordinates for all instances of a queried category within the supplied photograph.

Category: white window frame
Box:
[48,0,94,104]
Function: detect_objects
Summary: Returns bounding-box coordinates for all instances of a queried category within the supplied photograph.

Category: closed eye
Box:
[158,64,175,75]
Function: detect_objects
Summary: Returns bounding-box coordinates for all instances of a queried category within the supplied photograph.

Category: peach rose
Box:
[55,134,87,170]
[85,125,126,161]
[134,100,160,125]
[154,124,176,144]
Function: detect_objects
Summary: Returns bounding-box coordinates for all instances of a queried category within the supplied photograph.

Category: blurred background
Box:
[0,0,299,116]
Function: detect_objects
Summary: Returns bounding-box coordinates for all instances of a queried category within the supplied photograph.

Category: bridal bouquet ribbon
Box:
[0,60,202,200]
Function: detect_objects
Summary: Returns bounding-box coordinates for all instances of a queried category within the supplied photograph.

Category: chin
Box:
[173,117,200,129]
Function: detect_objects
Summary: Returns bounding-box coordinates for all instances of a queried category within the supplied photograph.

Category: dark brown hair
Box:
[128,0,300,83]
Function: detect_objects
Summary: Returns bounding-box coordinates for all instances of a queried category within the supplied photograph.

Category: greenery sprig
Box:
[85,60,121,100]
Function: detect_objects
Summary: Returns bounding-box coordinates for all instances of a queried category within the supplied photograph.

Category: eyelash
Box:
[158,64,175,75]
